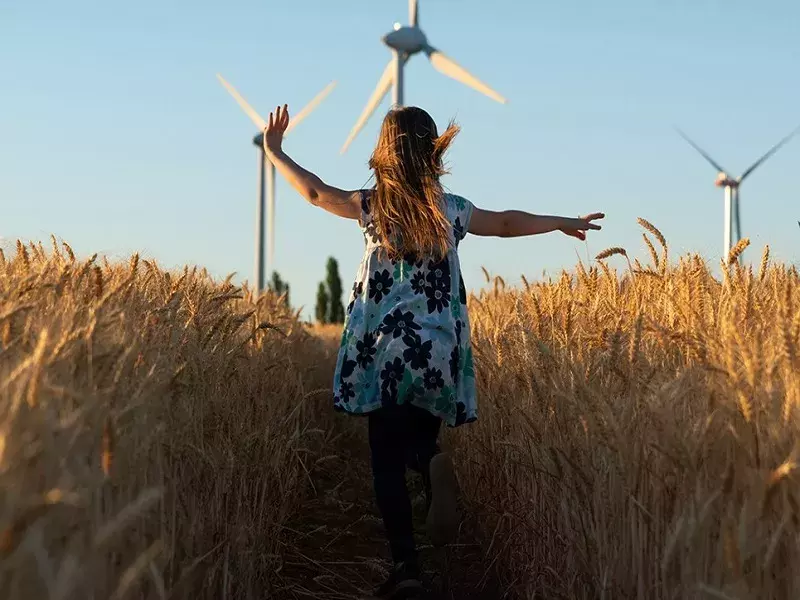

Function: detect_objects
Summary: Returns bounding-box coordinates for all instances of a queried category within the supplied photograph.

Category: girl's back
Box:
[333,190,477,427]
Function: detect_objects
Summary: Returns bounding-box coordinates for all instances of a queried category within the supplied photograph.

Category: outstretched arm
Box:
[263,104,361,220]
[469,207,604,241]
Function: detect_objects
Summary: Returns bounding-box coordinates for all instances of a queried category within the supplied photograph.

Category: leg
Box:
[407,404,442,511]
[368,406,417,565]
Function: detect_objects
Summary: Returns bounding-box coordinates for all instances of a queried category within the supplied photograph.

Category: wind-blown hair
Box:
[367,106,460,263]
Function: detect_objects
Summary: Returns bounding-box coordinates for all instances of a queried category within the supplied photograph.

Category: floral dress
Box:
[332,190,477,428]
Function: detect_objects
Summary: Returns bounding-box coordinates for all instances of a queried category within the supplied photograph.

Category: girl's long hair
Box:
[367,106,459,263]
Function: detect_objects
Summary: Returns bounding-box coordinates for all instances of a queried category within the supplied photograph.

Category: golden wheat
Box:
[0,239,338,599]
[450,224,800,599]
[728,237,751,265]
[6,225,800,599]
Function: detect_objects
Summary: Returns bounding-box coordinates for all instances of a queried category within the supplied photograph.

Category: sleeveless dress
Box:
[332,190,478,428]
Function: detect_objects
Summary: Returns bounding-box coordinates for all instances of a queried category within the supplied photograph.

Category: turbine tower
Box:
[217,74,336,294]
[341,0,507,154]
[677,125,800,261]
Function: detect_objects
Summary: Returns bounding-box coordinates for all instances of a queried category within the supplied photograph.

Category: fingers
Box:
[281,103,290,129]
[578,212,604,230]
[268,105,290,133]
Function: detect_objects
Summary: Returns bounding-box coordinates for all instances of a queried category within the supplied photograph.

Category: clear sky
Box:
[2,0,799,317]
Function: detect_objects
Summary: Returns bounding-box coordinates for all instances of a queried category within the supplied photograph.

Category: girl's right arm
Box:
[468,207,604,241]
[263,104,362,220]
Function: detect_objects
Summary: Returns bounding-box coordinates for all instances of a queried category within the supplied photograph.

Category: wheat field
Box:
[1,220,799,599]
[449,220,800,598]
[0,238,338,598]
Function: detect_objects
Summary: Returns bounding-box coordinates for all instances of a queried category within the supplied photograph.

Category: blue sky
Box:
[2,0,799,317]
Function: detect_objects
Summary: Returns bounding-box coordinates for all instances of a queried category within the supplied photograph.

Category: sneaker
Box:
[426,452,459,546]
[372,560,424,597]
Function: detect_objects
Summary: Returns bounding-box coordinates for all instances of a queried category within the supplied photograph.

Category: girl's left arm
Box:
[263,104,361,220]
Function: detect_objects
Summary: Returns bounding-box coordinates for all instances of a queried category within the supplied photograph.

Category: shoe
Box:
[426,452,459,546]
[372,560,424,597]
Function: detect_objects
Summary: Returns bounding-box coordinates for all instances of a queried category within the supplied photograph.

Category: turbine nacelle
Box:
[382,25,427,55]
[714,173,737,188]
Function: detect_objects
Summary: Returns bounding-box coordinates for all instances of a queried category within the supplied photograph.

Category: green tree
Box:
[326,257,345,324]
[268,271,290,306]
[315,282,329,324]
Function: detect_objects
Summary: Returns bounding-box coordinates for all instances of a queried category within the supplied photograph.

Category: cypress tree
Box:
[325,257,345,324]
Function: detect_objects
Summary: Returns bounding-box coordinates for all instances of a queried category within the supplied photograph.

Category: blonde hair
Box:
[367,106,460,262]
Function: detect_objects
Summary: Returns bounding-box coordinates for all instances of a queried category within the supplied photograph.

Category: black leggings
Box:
[368,402,442,563]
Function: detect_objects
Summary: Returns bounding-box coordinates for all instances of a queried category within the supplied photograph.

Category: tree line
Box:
[267,256,345,324]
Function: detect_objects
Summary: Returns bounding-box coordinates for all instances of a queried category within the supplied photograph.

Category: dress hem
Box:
[334,400,477,429]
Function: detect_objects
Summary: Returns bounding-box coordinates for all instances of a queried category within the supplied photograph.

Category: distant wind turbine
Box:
[676,125,800,261]
[340,0,507,154]
[217,74,336,293]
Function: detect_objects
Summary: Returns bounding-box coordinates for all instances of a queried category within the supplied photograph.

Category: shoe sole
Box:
[426,452,459,546]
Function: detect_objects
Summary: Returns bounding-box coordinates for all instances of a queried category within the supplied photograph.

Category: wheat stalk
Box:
[595,247,628,260]
[728,237,750,265]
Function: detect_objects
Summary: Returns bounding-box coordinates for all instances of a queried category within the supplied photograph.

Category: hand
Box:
[560,212,604,241]
[263,104,290,156]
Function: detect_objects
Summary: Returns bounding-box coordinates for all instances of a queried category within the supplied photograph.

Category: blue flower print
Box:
[355,332,377,368]
[339,381,355,403]
[425,258,451,289]
[423,367,444,391]
[402,332,433,370]
[380,309,421,339]
[368,269,394,303]
[425,284,450,314]
[410,271,426,295]
[449,345,460,381]
[340,354,357,382]
[347,281,363,315]
[455,401,468,425]
[380,357,406,404]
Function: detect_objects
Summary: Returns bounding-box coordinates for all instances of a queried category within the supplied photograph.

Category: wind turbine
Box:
[340,0,507,154]
[676,125,800,261]
[216,74,336,294]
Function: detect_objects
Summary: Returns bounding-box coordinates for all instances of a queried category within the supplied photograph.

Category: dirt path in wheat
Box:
[274,327,504,599]
[274,424,503,599]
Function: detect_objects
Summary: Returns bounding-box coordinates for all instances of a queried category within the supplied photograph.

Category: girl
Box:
[262,104,603,597]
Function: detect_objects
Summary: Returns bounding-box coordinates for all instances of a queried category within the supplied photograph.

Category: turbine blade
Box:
[734,191,742,243]
[674,127,727,174]
[738,124,800,182]
[340,60,394,154]
[216,73,267,130]
[410,0,418,27]
[425,47,507,104]
[285,81,337,135]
